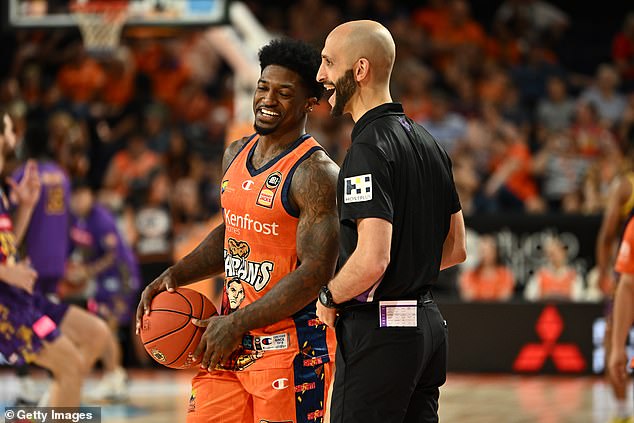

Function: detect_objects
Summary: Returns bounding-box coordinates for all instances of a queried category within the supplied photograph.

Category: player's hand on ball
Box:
[316,300,337,328]
[136,267,178,335]
[192,315,244,371]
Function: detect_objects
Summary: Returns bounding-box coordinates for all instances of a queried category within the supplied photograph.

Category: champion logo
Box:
[513,305,585,372]
[272,378,289,390]
[242,180,255,191]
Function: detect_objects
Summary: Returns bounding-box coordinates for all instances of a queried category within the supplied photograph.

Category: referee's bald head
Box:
[326,20,396,86]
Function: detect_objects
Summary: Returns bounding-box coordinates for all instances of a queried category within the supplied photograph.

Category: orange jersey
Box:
[616,216,634,275]
[460,266,514,301]
[219,133,335,372]
[535,267,578,299]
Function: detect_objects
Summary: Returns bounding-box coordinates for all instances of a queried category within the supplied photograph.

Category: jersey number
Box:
[46,185,65,215]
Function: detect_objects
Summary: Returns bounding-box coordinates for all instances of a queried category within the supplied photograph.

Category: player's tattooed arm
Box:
[231,150,340,332]
[169,137,250,285]
[137,138,250,332]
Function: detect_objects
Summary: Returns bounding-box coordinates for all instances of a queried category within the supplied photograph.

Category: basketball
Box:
[140,288,217,369]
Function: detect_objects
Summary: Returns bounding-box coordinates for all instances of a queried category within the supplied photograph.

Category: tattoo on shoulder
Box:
[291,151,339,216]
[222,137,251,174]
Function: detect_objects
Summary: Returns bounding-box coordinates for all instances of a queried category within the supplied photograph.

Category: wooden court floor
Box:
[0,370,626,422]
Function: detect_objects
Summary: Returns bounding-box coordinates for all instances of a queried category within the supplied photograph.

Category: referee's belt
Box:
[339,290,434,312]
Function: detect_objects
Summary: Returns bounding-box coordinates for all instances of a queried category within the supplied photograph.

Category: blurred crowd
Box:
[0,0,633,298]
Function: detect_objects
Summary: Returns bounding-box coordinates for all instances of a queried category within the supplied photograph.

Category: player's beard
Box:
[254,122,276,135]
[331,69,357,117]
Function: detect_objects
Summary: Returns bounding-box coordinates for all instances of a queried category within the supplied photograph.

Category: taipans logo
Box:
[242,180,255,191]
[224,209,280,236]
[224,238,274,292]
[272,378,289,390]
[151,348,166,362]
[221,180,229,194]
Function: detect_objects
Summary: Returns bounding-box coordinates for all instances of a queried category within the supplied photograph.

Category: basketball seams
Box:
[149,308,192,317]
[142,288,216,368]
[142,316,193,345]
[164,291,205,367]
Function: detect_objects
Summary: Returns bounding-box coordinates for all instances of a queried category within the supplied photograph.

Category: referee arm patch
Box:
[344,174,373,203]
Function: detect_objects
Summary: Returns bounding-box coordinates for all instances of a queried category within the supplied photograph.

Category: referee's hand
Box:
[316,300,337,328]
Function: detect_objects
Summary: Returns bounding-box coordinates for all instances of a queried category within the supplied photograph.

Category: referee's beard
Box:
[331,69,357,117]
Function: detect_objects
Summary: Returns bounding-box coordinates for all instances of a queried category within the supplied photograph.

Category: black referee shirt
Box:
[337,102,461,303]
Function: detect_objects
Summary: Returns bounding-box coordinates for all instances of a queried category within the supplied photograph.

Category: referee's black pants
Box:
[329,299,448,423]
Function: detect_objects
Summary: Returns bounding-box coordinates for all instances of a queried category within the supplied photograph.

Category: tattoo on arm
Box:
[232,151,340,331]
[169,138,250,286]
[170,223,226,285]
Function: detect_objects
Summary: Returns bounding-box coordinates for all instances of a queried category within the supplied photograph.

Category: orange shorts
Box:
[186,362,334,423]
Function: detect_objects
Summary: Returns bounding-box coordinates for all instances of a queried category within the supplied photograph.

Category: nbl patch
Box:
[221,180,229,194]
[344,174,372,203]
[256,171,283,208]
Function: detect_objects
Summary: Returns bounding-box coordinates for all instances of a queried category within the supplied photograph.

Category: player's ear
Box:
[305,97,318,113]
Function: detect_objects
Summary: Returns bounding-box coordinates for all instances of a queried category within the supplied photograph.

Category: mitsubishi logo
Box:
[513,305,585,372]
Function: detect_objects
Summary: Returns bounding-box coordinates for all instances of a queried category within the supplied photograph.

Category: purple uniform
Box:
[0,192,61,366]
[13,161,71,325]
[13,161,71,289]
[70,204,140,325]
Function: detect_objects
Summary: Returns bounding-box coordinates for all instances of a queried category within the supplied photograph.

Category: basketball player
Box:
[597,170,634,422]
[315,21,466,422]
[12,123,109,405]
[0,111,106,407]
[68,181,141,400]
[136,38,339,423]
[609,212,634,423]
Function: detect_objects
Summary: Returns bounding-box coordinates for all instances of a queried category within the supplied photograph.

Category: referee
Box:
[316,21,466,423]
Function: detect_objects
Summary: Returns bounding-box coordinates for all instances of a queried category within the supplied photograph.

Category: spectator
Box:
[452,148,481,215]
[579,64,627,127]
[428,0,487,72]
[412,0,449,37]
[482,121,545,212]
[617,93,634,146]
[536,75,576,141]
[493,0,569,46]
[510,42,564,109]
[56,46,106,115]
[524,236,584,301]
[102,131,162,205]
[570,101,618,159]
[459,234,515,301]
[533,131,590,211]
[420,90,467,155]
[123,168,173,286]
[612,13,634,92]
[143,103,170,153]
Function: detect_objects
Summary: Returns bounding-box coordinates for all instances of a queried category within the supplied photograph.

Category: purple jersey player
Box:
[0,111,109,407]
[68,182,138,400]
[13,161,71,295]
[69,183,140,326]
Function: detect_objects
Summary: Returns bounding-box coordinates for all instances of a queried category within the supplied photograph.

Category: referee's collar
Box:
[352,102,404,140]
